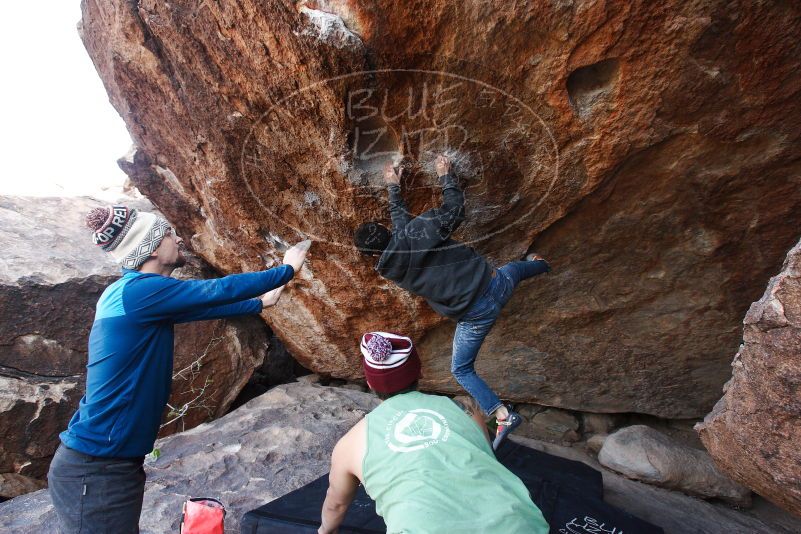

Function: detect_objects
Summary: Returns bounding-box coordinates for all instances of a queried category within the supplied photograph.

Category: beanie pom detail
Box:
[361,332,421,394]
[85,207,110,231]
[366,334,393,362]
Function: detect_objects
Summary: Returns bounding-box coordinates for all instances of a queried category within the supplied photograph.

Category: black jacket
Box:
[375,173,493,320]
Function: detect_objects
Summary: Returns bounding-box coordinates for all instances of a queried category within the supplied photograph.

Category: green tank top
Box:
[362,391,549,534]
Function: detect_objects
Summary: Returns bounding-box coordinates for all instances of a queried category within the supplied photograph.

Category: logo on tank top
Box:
[384,409,451,453]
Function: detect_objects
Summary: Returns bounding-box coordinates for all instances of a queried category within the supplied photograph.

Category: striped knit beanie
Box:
[85,206,171,270]
[361,332,422,394]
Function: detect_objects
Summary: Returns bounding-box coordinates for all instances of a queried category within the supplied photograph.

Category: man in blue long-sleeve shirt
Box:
[48,205,309,533]
[353,156,551,452]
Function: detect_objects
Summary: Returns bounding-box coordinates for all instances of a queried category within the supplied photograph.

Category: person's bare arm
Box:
[319,424,364,534]
[452,395,491,445]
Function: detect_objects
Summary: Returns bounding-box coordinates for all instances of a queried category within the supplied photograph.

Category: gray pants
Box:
[47,444,145,533]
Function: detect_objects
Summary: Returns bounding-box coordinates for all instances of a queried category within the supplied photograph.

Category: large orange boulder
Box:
[79,0,801,417]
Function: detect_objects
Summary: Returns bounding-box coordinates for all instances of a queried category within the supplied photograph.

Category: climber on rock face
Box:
[353,154,551,450]
[318,332,550,534]
[47,204,310,533]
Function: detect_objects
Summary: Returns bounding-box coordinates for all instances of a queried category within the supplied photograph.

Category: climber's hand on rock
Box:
[383,162,401,186]
[435,154,451,177]
[283,239,311,272]
[260,285,285,308]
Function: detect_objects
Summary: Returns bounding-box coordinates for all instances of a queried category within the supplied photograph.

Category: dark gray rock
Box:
[0,474,47,500]
[582,413,622,436]
[518,407,581,443]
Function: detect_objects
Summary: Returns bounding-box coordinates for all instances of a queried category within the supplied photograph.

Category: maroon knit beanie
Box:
[360,332,422,394]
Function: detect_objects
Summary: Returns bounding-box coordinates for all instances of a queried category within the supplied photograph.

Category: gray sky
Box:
[0,2,132,198]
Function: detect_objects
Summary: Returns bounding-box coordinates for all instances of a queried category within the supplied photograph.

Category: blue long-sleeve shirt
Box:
[60,264,294,458]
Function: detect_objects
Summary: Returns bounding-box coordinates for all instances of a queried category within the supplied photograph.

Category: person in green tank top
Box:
[318,332,549,534]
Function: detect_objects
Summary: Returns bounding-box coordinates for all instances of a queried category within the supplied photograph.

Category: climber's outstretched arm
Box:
[384,162,412,230]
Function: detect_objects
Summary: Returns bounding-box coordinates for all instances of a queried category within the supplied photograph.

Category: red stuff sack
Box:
[179,497,225,534]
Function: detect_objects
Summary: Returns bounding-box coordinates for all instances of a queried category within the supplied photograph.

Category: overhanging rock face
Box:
[80,0,801,417]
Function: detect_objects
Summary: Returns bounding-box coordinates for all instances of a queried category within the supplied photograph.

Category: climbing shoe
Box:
[492,409,523,451]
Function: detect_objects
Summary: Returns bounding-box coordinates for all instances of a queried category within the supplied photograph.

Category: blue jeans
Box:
[452,259,550,416]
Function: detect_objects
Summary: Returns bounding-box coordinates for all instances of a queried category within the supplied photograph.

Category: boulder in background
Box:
[599,425,751,506]
[698,238,801,517]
